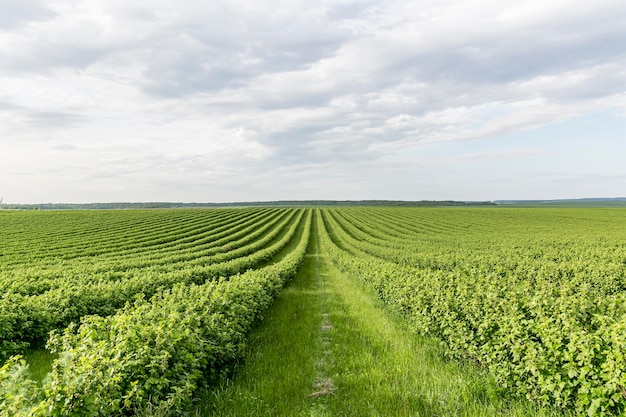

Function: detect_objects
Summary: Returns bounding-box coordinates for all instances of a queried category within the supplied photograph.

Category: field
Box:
[1,207,625,416]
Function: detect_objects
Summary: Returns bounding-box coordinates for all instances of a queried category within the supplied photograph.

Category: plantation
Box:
[1,207,625,416]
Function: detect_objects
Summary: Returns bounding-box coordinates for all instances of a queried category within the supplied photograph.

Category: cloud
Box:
[2,0,626,202]
[26,111,85,128]
[51,144,78,151]
[453,149,542,162]
[0,97,21,111]
[0,0,55,29]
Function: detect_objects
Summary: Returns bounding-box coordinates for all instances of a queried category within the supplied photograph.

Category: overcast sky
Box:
[1,0,626,203]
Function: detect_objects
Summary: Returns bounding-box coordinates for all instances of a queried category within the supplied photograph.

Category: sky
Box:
[1,0,626,203]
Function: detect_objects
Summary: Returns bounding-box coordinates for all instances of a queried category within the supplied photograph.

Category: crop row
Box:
[0,208,277,269]
[327,208,626,295]
[0,209,305,362]
[2,206,625,416]
[0,210,312,416]
[0,209,288,295]
[319,208,626,416]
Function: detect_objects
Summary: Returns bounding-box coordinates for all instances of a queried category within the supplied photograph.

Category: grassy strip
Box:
[23,349,54,385]
[193,211,570,416]
[319,252,569,416]
[190,211,325,416]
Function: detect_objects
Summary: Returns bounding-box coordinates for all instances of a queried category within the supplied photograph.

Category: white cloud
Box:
[2,0,626,202]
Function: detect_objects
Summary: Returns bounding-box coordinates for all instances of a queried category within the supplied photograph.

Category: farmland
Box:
[1,207,626,416]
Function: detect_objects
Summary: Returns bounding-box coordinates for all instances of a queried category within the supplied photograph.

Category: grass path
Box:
[190,212,567,416]
[190,213,327,416]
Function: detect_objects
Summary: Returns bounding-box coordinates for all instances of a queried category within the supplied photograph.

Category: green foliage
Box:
[0,208,302,361]
[200,213,559,417]
[320,207,626,416]
[0,210,311,416]
[0,356,41,416]
[2,207,626,415]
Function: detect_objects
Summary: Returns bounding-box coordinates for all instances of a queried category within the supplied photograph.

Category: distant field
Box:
[495,198,626,207]
[1,207,625,416]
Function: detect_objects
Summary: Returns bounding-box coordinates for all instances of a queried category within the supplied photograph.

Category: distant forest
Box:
[5,198,626,210]
[2,200,496,210]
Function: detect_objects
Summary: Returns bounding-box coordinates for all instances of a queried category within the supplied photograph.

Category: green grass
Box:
[187,213,572,417]
[318,256,570,416]
[189,214,327,416]
[23,348,55,384]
